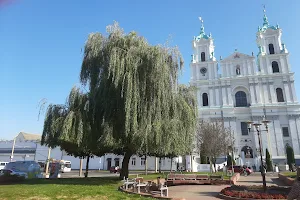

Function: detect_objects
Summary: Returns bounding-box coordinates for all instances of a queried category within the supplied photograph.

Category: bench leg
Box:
[138,186,140,193]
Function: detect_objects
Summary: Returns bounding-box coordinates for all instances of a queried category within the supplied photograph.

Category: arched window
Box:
[272,61,279,73]
[269,44,275,54]
[235,91,248,107]
[236,65,241,75]
[241,146,253,158]
[276,88,285,102]
[201,52,205,62]
[202,93,208,106]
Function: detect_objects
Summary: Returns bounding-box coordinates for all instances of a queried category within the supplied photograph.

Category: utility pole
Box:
[10,137,16,162]
[45,147,51,175]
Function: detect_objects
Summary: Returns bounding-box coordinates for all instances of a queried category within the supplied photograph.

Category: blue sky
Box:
[0,0,299,139]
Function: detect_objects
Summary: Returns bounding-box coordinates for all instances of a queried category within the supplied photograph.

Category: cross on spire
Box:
[198,17,205,34]
[262,4,269,27]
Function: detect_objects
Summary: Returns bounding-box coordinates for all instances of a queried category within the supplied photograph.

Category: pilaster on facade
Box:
[288,115,300,155]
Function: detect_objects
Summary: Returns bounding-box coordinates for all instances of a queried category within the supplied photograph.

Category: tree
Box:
[195,120,232,173]
[226,154,232,166]
[41,87,112,177]
[200,154,207,164]
[80,22,196,179]
[286,145,295,170]
[265,148,273,172]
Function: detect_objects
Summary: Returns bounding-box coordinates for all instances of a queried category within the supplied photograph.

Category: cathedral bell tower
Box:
[190,17,217,81]
[256,7,289,75]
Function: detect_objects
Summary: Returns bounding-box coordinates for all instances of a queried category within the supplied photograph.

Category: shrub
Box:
[0,174,25,184]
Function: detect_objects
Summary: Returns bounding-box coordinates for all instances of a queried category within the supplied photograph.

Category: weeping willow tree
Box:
[41,87,113,177]
[80,22,196,178]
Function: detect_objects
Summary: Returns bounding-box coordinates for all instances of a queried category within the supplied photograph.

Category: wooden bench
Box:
[196,174,209,180]
[166,174,210,185]
[209,175,223,180]
[184,174,197,180]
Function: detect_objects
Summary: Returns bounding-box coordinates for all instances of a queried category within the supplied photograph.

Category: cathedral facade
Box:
[190,12,300,168]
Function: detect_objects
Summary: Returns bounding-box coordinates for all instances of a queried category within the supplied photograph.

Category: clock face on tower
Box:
[200,67,207,76]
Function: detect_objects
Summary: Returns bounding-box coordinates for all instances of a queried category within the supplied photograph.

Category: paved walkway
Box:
[168,185,228,200]
[237,172,286,186]
[168,173,286,200]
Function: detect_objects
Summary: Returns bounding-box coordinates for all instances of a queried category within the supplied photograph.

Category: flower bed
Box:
[220,185,290,199]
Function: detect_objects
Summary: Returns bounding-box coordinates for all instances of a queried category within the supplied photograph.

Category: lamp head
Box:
[253,123,262,131]
[247,121,253,132]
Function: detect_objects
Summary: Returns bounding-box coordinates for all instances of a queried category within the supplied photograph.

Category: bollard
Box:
[297,167,300,179]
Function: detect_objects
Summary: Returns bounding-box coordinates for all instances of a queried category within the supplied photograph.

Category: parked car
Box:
[0,162,8,170]
[0,169,28,179]
[109,166,120,173]
[228,165,252,175]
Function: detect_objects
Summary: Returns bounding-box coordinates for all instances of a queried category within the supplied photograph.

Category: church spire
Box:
[199,17,205,35]
[262,5,269,28]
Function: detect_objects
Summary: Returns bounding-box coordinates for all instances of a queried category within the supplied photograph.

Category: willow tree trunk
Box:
[85,156,90,178]
[144,155,148,175]
[209,156,213,174]
[79,159,83,177]
[120,152,132,179]
[159,157,162,173]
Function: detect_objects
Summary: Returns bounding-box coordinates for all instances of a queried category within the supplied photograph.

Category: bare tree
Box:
[195,120,232,173]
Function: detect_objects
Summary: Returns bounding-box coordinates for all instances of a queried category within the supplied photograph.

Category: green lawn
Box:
[282,172,297,178]
[0,177,152,200]
[0,172,230,200]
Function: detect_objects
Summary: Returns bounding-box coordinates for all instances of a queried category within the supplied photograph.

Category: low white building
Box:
[0,132,178,171]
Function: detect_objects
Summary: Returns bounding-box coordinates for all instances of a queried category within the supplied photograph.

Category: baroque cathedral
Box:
[190,10,300,168]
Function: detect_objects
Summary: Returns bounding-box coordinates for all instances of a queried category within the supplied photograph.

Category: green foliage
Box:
[265,148,273,172]
[286,145,295,167]
[41,22,196,179]
[80,22,197,178]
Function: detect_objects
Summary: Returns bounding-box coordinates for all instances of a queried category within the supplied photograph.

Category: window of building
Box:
[241,122,249,135]
[202,93,208,106]
[269,43,275,54]
[236,65,241,75]
[140,157,146,166]
[235,91,248,107]
[282,127,289,137]
[272,61,279,73]
[276,88,285,102]
[131,158,136,166]
[201,52,205,62]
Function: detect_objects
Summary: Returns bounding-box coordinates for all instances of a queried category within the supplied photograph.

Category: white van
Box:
[0,162,8,170]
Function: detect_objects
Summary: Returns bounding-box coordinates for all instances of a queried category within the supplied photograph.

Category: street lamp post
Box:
[247,120,270,192]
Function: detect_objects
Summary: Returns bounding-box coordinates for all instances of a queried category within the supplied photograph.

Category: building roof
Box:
[17,132,41,141]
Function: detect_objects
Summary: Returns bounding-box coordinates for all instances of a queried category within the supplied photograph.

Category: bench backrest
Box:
[167,174,175,180]
[135,178,144,183]
[196,174,209,179]
[209,175,223,179]
[184,174,197,179]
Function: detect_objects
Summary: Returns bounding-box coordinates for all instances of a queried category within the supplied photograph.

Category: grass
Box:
[281,172,297,178]
[0,177,152,200]
[0,172,230,200]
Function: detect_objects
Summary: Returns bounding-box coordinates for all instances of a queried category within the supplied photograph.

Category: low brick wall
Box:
[278,173,294,186]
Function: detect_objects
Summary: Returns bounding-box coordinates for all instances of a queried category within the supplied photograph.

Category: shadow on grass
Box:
[0,177,122,186]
